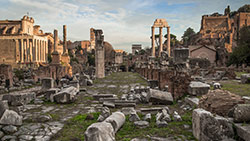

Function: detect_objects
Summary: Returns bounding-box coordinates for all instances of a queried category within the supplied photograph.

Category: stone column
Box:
[151,26,155,57]
[21,39,24,63]
[54,29,58,52]
[167,27,171,57]
[159,27,163,56]
[24,39,27,62]
[63,25,67,54]
[37,40,40,62]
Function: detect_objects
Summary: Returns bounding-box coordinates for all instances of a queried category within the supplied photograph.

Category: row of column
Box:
[18,39,48,63]
[151,26,171,57]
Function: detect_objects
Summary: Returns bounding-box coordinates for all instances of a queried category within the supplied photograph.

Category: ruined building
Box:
[199,5,250,52]
[132,44,142,55]
[0,15,52,68]
[151,19,171,57]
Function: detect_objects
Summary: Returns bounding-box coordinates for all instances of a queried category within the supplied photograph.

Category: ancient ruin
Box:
[0,3,249,141]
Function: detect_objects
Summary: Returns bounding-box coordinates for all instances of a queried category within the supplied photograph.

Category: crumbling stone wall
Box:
[0,64,13,87]
[136,67,192,100]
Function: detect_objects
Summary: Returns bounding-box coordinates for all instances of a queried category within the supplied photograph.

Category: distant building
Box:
[114,49,124,64]
[189,45,216,64]
[132,44,142,55]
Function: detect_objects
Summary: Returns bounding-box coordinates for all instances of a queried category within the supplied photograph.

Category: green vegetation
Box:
[116,112,195,141]
[52,113,100,141]
[221,80,250,96]
[235,72,248,77]
[227,26,250,67]
[182,27,196,45]
[87,52,95,66]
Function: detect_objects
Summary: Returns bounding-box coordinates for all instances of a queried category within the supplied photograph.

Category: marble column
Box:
[151,26,155,57]
[159,27,163,56]
[63,25,67,54]
[21,39,24,63]
[54,29,58,52]
[167,27,171,57]
[24,39,27,62]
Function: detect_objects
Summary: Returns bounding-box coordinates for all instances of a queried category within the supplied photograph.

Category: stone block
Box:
[41,77,54,90]
[53,86,78,104]
[2,92,36,106]
[235,123,250,141]
[192,108,234,141]
[242,96,250,104]
[241,74,250,84]
[233,104,250,123]
[44,88,60,102]
[147,89,173,105]
[185,97,199,107]
[188,81,210,96]
[0,110,22,126]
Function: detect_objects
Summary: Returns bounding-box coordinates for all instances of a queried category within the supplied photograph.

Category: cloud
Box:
[0,0,248,52]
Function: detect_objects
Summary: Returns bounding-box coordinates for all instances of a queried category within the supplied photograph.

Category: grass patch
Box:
[51,112,100,141]
[221,80,250,96]
[116,112,196,141]
[235,72,248,77]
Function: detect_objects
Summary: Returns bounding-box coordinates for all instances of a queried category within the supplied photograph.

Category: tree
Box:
[182,27,195,45]
[238,4,250,12]
[227,26,250,67]
[164,33,179,46]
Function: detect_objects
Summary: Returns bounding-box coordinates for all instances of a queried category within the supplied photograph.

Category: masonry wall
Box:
[190,47,216,64]
[0,39,17,67]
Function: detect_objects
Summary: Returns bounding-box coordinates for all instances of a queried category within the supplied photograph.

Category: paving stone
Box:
[235,123,250,141]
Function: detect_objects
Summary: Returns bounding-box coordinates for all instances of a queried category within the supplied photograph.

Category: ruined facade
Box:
[0,16,51,68]
[189,45,217,64]
[90,28,95,51]
[94,29,105,78]
[114,50,124,64]
[151,19,171,57]
[132,44,142,55]
[199,6,250,52]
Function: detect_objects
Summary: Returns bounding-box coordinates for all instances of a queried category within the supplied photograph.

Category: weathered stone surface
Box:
[53,86,78,104]
[104,112,125,133]
[173,111,182,121]
[0,131,3,138]
[233,104,250,122]
[185,97,199,107]
[121,107,136,115]
[129,113,140,122]
[213,82,221,90]
[2,92,36,106]
[114,100,136,108]
[0,110,22,126]
[1,135,17,141]
[2,125,17,134]
[192,108,234,141]
[93,94,115,100]
[97,107,110,122]
[235,123,250,141]
[188,81,210,96]
[103,101,115,108]
[84,122,115,141]
[243,96,250,104]
[44,88,60,102]
[144,113,151,121]
[156,120,168,128]
[199,89,244,116]
[19,135,34,140]
[134,121,149,128]
[241,74,250,84]
[0,100,7,117]
[41,77,54,90]
[147,89,173,105]
[140,107,163,114]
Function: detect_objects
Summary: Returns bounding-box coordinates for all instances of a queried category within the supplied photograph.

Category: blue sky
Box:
[0,0,249,52]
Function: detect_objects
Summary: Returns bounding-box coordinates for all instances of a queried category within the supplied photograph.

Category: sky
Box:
[0,0,249,52]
